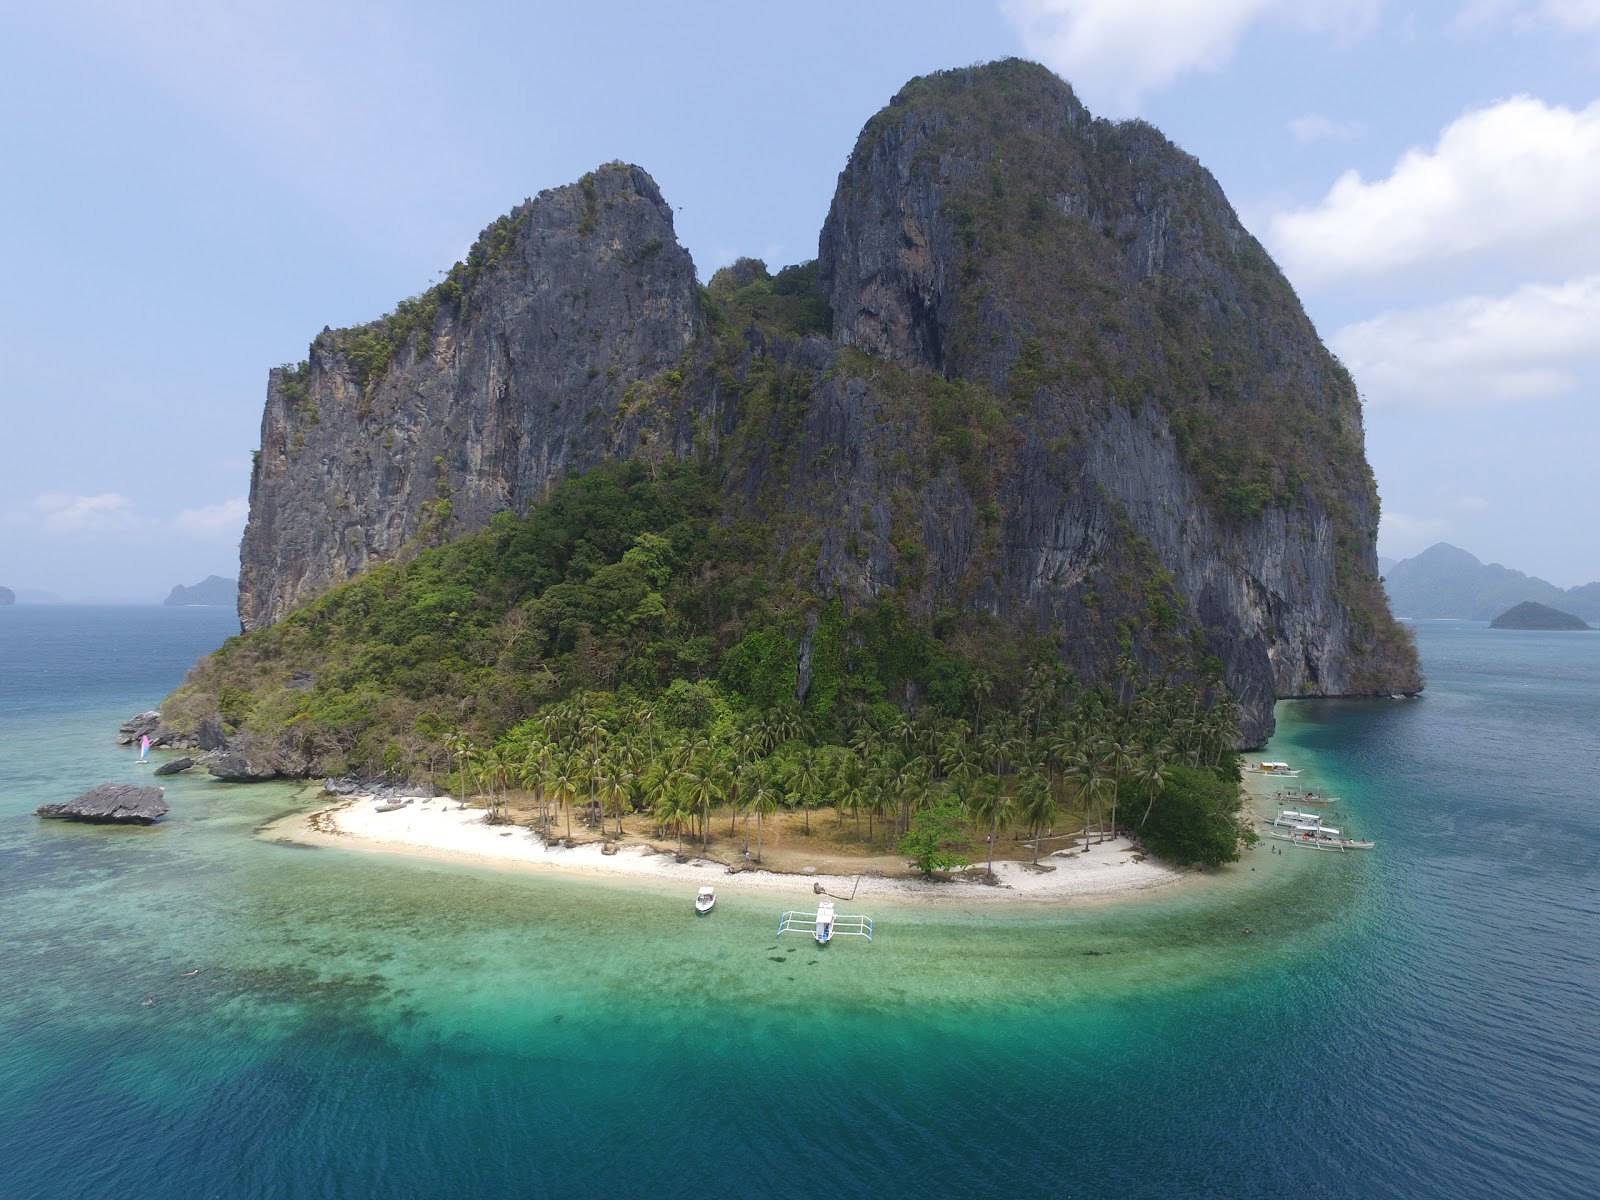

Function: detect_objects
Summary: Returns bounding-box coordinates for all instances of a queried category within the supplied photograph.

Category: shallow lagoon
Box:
[1,608,1594,1198]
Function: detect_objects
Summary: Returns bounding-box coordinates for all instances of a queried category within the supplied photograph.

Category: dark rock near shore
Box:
[38,783,169,825]
[195,718,227,751]
[207,732,284,782]
[153,756,194,776]
[117,711,163,746]
[208,754,281,782]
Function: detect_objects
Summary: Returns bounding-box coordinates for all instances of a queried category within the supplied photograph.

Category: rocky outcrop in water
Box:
[0,586,13,606]
[1489,601,1591,630]
[37,783,168,825]
[154,756,194,776]
[230,60,1419,747]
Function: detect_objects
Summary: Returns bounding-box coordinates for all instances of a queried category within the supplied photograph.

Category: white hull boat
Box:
[694,886,716,915]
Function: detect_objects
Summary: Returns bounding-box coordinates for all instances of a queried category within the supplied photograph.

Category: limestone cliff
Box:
[236,61,1421,745]
[239,164,704,630]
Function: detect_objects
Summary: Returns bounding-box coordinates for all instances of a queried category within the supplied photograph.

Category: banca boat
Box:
[777,899,873,944]
[1263,810,1374,851]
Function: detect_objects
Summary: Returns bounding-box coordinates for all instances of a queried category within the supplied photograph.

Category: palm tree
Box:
[749,775,780,863]
[971,671,995,730]
[1132,754,1174,827]
[1018,769,1057,865]
[549,766,577,841]
[679,765,717,852]
[787,750,823,835]
[1100,737,1138,842]
[969,776,1014,877]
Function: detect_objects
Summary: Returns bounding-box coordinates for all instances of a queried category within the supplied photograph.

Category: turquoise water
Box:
[1,609,1595,1198]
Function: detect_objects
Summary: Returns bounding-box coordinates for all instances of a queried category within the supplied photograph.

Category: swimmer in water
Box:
[142,996,155,1006]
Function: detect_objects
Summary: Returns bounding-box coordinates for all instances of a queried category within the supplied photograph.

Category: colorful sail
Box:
[139,735,150,761]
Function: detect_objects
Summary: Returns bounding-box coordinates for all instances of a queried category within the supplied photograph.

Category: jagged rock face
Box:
[239,164,705,630]
[801,61,1418,741]
[233,61,1420,746]
[38,783,168,825]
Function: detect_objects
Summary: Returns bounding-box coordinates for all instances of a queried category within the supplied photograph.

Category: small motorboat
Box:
[694,886,716,914]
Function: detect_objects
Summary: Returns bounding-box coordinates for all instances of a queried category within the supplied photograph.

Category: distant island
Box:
[1489,601,1592,631]
[0,586,13,606]
[1383,543,1600,623]
[163,575,238,607]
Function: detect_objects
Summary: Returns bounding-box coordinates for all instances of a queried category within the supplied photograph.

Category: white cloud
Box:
[1379,511,1453,557]
[1457,0,1600,33]
[1333,274,1600,405]
[1288,114,1367,143]
[173,496,248,538]
[1269,96,1600,284]
[998,0,1384,113]
[30,492,140,536]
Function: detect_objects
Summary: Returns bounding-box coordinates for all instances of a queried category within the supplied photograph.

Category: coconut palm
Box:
[1018,769,1057,866]
[787,749,823,835]
[1132,754,1175,827]
[749,774,781,863]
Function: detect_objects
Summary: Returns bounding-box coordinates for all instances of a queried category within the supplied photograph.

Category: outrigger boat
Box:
[777,899,873,944]
[694,886,716,915]
[1262,810,1374,851]
[1273,785,1339,807]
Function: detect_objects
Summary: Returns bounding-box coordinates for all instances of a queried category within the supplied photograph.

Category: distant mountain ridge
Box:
[164,576,238,607]
[0,586,13,606]
[1384,544,1600,622]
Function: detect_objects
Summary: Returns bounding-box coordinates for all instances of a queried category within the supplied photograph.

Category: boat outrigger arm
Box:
[777,903,873,943]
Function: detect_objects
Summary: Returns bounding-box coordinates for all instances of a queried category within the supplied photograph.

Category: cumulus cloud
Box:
[1288,114,1367,143]
[1269,96,1600,284]
[1332,274,1600,405]
[998,0,1384,112]
[30,492,140,536]
[173,496,248,537]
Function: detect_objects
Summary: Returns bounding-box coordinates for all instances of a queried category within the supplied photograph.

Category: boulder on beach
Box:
[154,756,194,776]
[37,783,169,825]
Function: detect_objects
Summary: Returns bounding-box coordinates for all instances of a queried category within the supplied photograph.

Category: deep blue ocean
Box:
[1,607,1595,1199]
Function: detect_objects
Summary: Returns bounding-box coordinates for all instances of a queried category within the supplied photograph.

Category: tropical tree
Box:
[968,774,1014,878]
[1018,769,1057,866]
[749,773,781,864]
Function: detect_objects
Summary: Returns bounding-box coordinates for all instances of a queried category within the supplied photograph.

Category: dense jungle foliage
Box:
[168,459,1252,868]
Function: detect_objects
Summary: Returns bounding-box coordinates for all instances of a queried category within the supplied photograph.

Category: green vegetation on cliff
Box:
[168,459,1251,866]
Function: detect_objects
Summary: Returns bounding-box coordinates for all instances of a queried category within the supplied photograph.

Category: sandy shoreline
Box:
[263,794,1192,907]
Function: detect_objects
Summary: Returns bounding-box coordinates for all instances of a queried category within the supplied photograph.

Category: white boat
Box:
[777,900,873,943]
[1273,786,1338,807]
[694,886,716,914]
[1262,813,1374,851]
[1254,761,1301,777]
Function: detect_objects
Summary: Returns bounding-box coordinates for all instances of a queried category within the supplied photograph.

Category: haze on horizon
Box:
[3,0,1596,600]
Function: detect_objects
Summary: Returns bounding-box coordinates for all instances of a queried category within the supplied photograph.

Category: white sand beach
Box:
[265,794,1191,906]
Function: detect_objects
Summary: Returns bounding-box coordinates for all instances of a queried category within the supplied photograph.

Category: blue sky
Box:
[2,0,1596,599]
